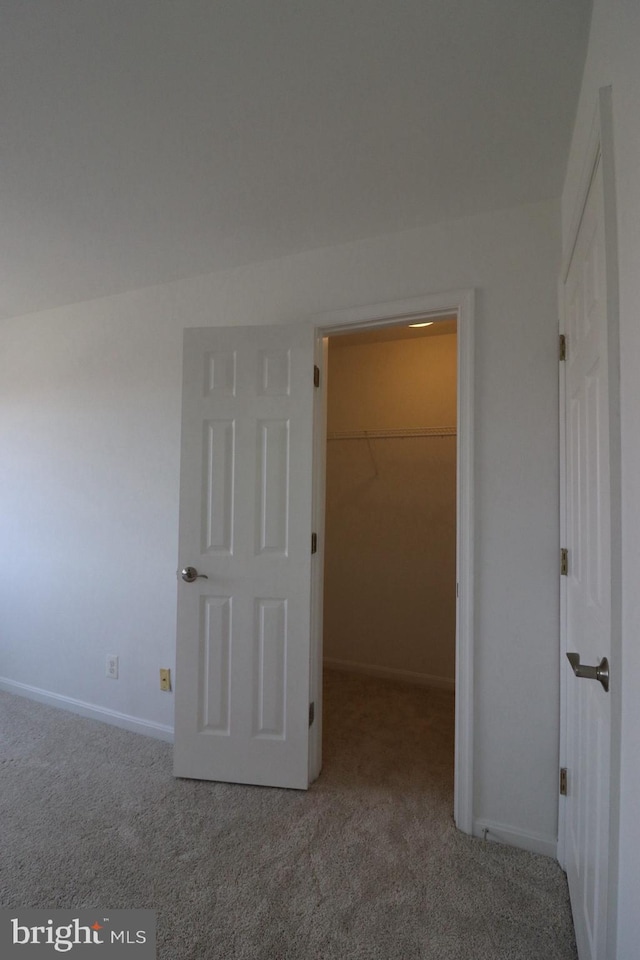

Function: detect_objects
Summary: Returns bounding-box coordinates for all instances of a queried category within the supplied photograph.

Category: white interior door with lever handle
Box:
[174,324,316,789]
[562,154,613,960]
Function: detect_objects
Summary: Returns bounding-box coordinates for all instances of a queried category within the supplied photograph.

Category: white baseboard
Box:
[473,818,558,859]
[0,676,174,743]
[323,657,455,692]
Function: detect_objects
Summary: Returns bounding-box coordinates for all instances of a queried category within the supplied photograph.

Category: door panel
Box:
[564,157,611,960]
[174,324,315,789]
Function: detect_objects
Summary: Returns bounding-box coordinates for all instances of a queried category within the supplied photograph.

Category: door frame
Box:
[308,288,475,833]
[558,86,621,958]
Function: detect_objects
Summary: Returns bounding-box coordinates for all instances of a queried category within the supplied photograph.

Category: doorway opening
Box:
[309,290,475,832]
[320,315,458,789]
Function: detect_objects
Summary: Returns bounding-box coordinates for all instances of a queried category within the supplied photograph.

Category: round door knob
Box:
[181,566,208,583]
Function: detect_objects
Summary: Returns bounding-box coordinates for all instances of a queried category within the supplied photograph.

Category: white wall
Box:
[324,332,457,687]
[561,0,640,952]
[0,303,183,736]
[0,197,560,850]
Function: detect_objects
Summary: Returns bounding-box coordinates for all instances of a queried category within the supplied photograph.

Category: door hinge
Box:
[559,334,567,362]
[311,532,318,554]
[309,702,315,727]
[314,365,320,388]
[560,767,568,796]
[561,548,569,576]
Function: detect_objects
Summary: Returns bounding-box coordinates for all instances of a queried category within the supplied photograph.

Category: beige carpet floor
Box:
[0,671,577,959]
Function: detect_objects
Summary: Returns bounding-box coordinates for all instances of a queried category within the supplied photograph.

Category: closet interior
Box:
[323,317,458,691]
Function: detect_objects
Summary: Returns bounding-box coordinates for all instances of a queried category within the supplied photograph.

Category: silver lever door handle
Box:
[181,566,209,583]
[566,652,609,693]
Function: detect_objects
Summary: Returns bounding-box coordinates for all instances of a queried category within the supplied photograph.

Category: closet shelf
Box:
[327,426,456,441]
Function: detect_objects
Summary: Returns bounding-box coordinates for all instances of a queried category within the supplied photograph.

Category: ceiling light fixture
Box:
[408,321,434,328]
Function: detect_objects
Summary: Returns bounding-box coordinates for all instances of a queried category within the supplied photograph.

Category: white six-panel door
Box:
[174,324,316,789]
[563,156,612,960]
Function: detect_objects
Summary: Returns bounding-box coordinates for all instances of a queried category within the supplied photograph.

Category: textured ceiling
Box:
[0,0,591,320]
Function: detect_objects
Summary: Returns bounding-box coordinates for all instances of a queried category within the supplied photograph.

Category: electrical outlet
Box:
[106,655,119,679]
[160,668,171,692]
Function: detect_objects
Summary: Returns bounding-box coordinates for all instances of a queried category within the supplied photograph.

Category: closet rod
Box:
[327,426,456,441]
